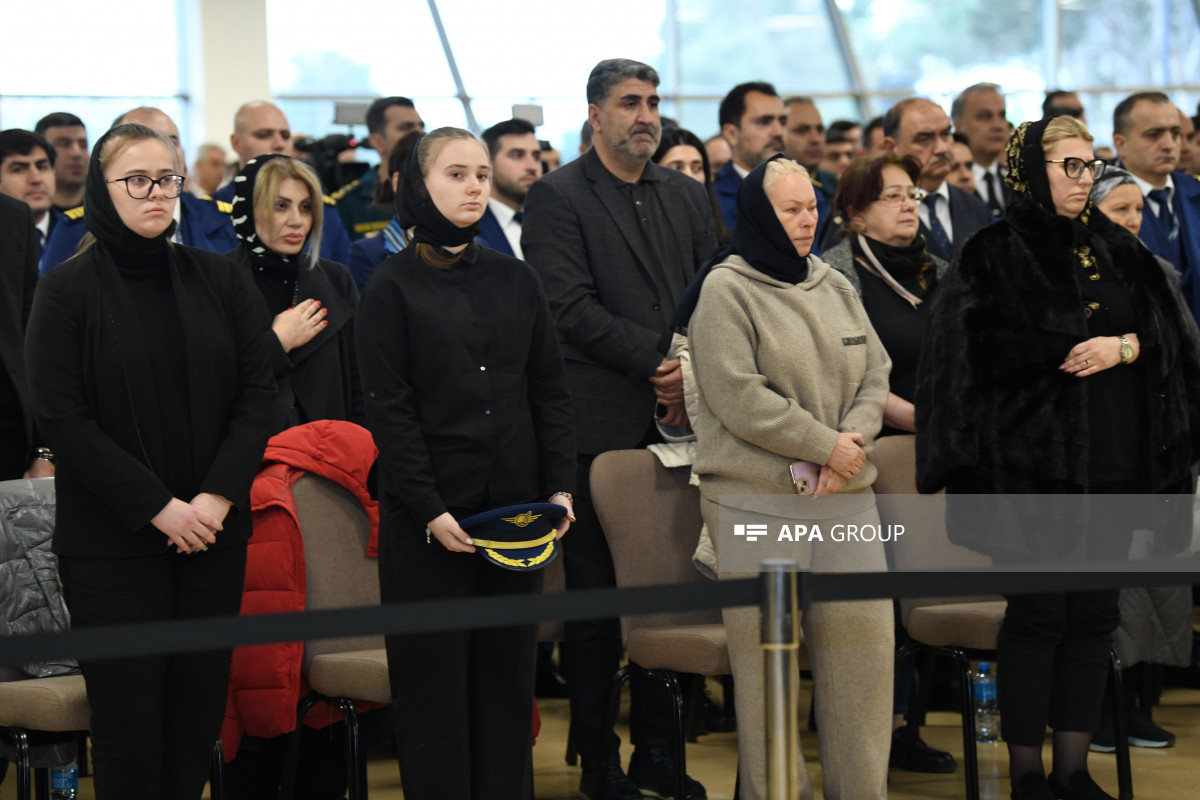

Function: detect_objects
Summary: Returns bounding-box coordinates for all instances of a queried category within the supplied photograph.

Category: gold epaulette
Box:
[216,200,234,214]
[323,194,336,206]
[64,205,85,220]
[330,179,360,201]
[809,176,824,190]
[353,220,390,235]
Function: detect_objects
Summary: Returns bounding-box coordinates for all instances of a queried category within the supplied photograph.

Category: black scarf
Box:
[851,235,934,284]
[231,154,305,274]
[671,155,809,328]
[397,141,479,248]
[1003,118,1104,266]
[84,127,177,259]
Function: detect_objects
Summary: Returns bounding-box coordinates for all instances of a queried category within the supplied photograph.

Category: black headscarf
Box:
[84,125,177,256]
[231,154,306,271]
[1003,116,1108,278]
[671,154,810,328]
[397,137,479,248]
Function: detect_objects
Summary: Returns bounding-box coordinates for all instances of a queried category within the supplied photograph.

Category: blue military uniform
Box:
[1135,171,1200,327]
[215,182,352,266]
[331,171,391,241]
[40,193,239,273]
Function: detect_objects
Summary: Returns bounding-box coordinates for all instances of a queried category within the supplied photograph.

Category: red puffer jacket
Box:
[221,420,381,759]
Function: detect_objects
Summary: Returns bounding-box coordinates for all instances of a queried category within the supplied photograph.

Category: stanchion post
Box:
[761,559,800,800]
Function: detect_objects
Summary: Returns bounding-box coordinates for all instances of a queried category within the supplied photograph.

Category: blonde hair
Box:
[252,157,324,267]
[413,127,489,269]
[762,157,809,192]
[1042,115,1094,148]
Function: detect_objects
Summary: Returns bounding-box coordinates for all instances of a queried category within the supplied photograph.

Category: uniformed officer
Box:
[333,96,425,241]
[0,129,67,263]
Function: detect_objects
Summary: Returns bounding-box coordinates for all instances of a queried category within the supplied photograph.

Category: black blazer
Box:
[230,247,363,433]
[919,184,993,262]
[521,148,718,454]
[26,244,277,557]
[357,245,576,525]
[0,195,38,469]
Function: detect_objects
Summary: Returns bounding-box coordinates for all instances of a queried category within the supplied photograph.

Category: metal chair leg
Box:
[33,767,48,800]
[281,691,325,800]
[1110,651,1133,800]
[949,647,981,800]
[209,738,225,800]
[333,698,366,800]
[5,728,32,800]
[645,668,688,800]
[594,664,635,800]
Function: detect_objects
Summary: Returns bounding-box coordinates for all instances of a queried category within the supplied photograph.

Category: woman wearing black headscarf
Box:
[916,116,1200,800]
[229,153,362,433]
[25,122,275,800]
[355,127,576,800]
[684,154,893,800]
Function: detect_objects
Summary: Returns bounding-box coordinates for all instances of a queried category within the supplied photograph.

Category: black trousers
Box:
[563,451,671,772]
[379,503,542,800]
[58,544,247,800]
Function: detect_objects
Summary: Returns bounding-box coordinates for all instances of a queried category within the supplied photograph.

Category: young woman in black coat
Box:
[356,127,576,800]
[229,154,362,433]
[916,116,1200,800]
[25,123,276,800]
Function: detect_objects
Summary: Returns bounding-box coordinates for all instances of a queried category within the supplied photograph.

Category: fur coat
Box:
[915,193,1200,558]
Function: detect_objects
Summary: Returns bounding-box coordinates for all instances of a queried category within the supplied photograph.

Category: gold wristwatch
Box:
[1118,335,1134,364]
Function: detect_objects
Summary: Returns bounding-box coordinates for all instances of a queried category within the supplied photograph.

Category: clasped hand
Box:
[151,493,231,554]
[817,432,866,496]
[651,357,689,428]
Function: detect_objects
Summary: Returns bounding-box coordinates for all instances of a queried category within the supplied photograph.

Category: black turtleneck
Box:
[117,242,194,498]
[251,260,300,318]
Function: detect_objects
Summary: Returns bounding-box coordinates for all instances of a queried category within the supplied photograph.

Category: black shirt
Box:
[356,244,576,524]
[611,170,691,323]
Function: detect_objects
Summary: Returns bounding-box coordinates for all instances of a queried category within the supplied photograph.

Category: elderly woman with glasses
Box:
[917,116,1200,800]
[25,123,275,800]
[824,155,948,437]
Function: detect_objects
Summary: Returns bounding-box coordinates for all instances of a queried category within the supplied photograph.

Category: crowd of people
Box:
[2,56,1199,800]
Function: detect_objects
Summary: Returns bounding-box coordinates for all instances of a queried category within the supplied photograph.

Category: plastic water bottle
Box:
[50,759,78,799]
[972,661,999,742]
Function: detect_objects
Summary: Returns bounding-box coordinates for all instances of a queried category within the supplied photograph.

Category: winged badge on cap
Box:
[501,511,542,528]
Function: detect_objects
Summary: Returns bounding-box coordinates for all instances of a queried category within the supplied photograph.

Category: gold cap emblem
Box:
[501,511,542,528]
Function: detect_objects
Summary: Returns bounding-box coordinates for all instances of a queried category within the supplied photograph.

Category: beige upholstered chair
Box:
[871,435,1132,800]
[280,473,388,800]
[0,675,89,800]
[590,449,783,800]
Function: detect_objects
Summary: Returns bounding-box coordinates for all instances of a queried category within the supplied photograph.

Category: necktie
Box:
[1148,188,1178,242]
[983,172,1003,218]
[513,211,524,225]
[36,228,46,253]
[922,194,952,259]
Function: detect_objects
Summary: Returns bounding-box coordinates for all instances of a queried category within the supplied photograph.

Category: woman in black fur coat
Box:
[916,115,1200,800]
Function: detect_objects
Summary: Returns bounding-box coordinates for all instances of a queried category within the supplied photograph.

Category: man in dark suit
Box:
[1113,90,1200,324]
[41,107,241,272]
[712,82,787,232]
[952,82,1010,219]
[0,129,66,265]
[0,193,50,482]
[523,58,716,800]
[884,98,991,261]
[476,118,542,259]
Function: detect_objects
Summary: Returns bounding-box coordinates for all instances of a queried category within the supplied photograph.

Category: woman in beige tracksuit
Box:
[684,155,893,800]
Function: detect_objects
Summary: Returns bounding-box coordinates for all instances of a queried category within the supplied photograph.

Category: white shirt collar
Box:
[488,197,518,227]
[34,210,50,241]
[1129,170,1174,200]
[733,162,750,179]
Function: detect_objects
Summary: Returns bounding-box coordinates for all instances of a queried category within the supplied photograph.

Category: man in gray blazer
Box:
[523,58,717,800]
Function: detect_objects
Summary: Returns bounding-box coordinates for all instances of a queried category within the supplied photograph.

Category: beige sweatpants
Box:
[701,493,893,800]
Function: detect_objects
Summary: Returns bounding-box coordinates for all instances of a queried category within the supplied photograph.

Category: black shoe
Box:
[627,746,707,800]
[1127,706,1175,748]
[579,762,643,800]
[1011,772,1058,800]
[888,725,957,773]
[1089,722,1116,753]
[1048,769,1117,800]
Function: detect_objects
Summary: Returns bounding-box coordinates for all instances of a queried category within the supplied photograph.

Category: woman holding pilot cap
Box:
[356,126,576,800]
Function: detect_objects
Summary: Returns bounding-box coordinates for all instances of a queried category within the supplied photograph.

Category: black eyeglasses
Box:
[107,174,186,199]
[876,187,928,206]
[1044,158,1105,180]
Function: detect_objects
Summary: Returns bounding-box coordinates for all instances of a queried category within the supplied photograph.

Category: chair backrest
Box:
[291,473,383,668]
[590,450,719,639]
[869,435,999,616]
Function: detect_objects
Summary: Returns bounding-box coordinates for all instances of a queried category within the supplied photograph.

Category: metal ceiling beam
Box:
[426,0,479,133]
[821,0,872,121]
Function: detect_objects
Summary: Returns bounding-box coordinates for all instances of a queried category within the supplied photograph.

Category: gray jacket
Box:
[0,477,76,679]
